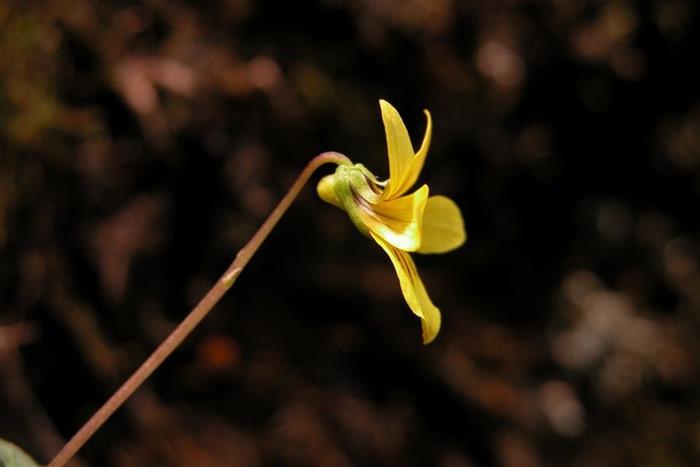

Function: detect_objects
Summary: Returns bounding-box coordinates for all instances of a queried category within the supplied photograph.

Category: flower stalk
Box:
[48,151,351,467]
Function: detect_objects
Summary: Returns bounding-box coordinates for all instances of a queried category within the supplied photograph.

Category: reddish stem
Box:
[48,151,350,467]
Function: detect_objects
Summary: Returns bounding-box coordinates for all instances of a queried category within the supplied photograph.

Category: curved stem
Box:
[48,151,351,467]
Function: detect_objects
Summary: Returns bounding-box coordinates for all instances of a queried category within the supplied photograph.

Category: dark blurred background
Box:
[1,1,700,466]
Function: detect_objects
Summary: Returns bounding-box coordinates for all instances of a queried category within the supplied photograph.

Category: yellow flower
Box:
[317,100,466,344]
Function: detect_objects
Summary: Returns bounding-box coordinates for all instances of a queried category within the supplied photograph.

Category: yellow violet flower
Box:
[317,100,466,344]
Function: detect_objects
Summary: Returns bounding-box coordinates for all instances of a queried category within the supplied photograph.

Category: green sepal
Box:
[332,165,371,237]
[318,163,385,239]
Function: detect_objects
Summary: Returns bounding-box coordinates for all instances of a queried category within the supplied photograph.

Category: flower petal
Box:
[416,196,466,254]
[359,185,428,252]
[380,100,418,199]
[371,232,442,344]
[393,109,432,197]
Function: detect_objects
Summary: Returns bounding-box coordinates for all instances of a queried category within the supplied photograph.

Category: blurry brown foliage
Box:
[1,0,700,466]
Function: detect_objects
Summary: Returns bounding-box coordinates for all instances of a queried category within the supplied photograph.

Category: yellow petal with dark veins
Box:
[359,185,428,252]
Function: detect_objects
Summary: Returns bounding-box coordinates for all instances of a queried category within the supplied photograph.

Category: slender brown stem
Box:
[48,151,351,467]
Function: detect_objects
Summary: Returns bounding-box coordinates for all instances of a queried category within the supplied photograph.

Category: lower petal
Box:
[371,232,442,344]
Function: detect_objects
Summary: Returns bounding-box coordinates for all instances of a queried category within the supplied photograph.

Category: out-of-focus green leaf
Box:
[0,439,40,467]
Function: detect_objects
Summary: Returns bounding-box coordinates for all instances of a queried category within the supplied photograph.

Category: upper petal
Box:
[416,195,466,254]
[359,184,428,252]
[380,100,428,200]
[371,232,442,344]
[392,109,432,197]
